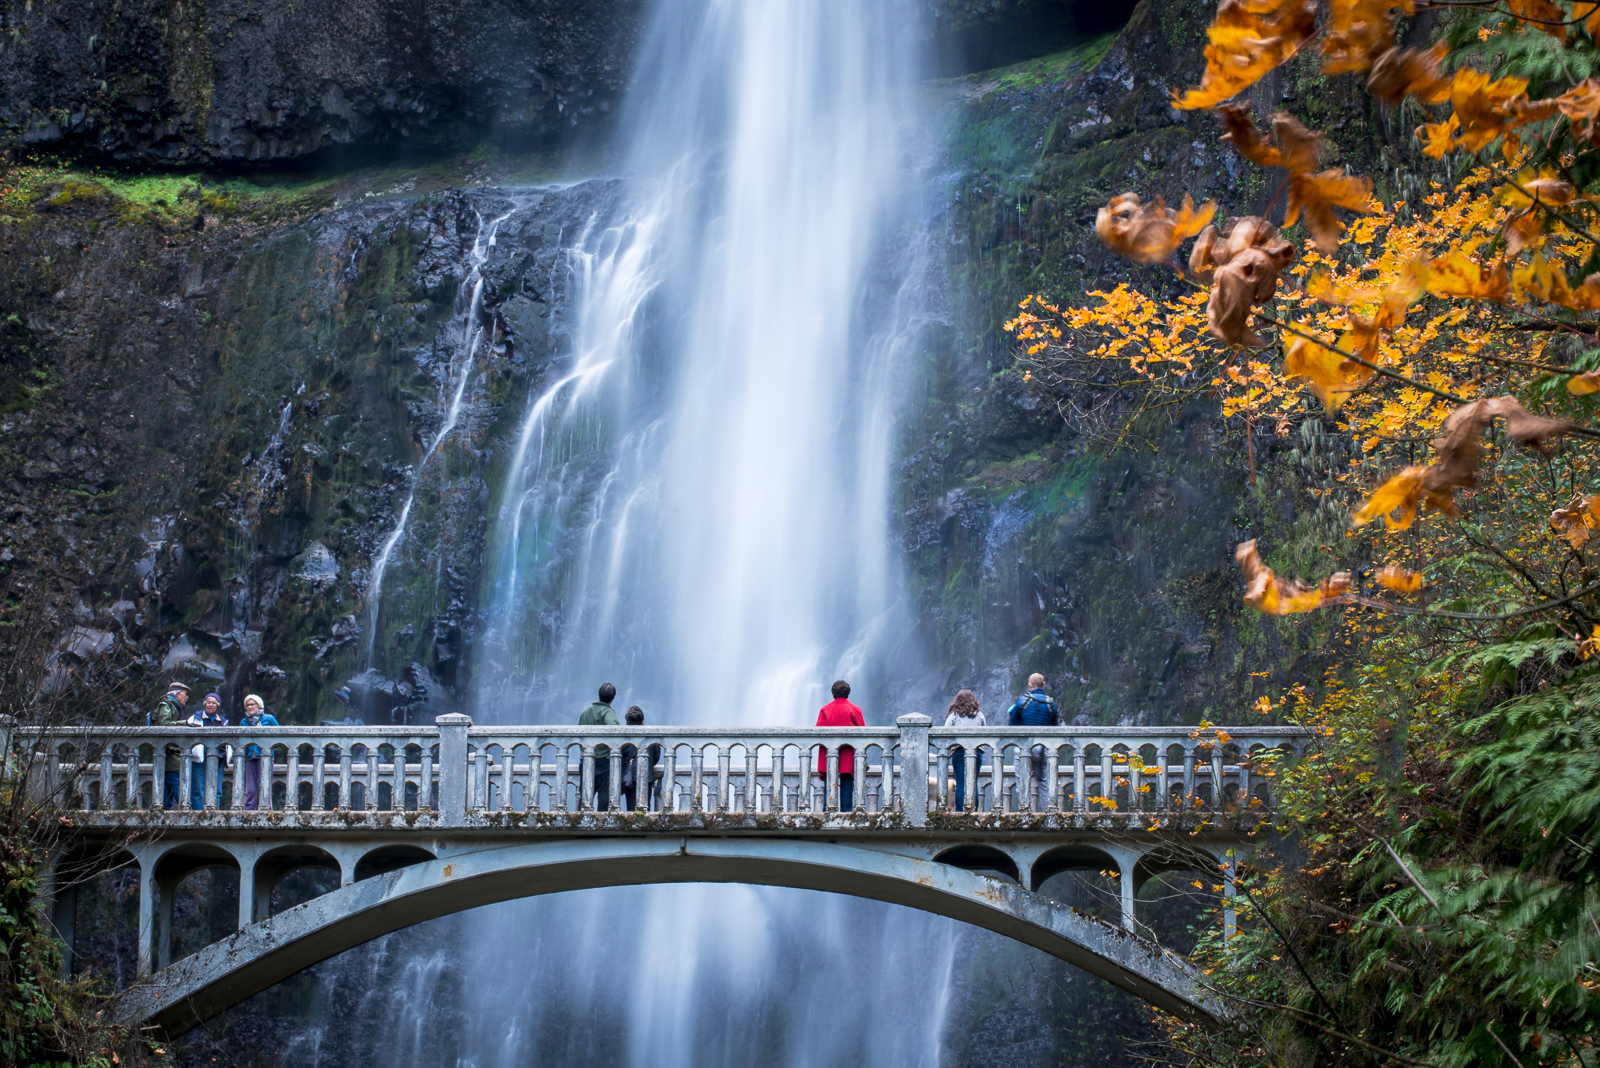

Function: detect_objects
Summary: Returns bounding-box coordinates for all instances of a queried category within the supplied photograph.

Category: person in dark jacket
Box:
[150,681,190,808]
[620,705,663,812]
[1006,673,1060,810]
[815,680,865,812]
[579,683,620,811]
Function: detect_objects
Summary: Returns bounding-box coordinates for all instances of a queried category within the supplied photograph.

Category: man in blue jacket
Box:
[1006,673,1059,810]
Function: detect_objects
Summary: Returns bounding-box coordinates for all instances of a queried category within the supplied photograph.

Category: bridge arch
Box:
[117,836,1223,1036]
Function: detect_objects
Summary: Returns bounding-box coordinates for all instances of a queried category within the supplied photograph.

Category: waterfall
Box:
[363,201,528,670]
[320,2,961,1063]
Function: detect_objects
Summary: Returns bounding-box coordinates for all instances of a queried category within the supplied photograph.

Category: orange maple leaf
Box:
[1507,0,1568,42]
[1095,193,1217,264]
[1374,564,1425,592]
[1368,44,1451,104]
[1556,78,1600,144]
[1322,0,1411,75]
[1550,493,1600,547]
[1236,540,1352,614]
[1173,0,1320,110]
[1569,371,1600,395]
[1428,250,1510,303]
[1284,332,1372,412]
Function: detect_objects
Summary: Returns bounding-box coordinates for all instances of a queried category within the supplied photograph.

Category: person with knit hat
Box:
[149,681,191,808]
[240,694,279,811]
[187,692,229,810]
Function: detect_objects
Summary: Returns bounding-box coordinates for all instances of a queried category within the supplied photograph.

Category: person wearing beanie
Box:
[187,692,229,811]
[149,681,191,808]
[240,694,279,811]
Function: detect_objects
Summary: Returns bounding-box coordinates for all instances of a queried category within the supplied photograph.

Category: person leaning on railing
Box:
[620,705,664,812]
[1006,673,1060,811]
[187,692,230,811]
[148,680,191,807]
[944,689,985,812]
[579,682,620,811]
[815,679,864,811]
[241,694,280,811]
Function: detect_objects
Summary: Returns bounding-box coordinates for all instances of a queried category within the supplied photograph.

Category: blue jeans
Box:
[838,773,854,812]
[189,763,221,811]
[164,769,181,808]
[951,746,969,811]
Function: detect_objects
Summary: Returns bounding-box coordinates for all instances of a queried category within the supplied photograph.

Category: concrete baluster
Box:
[1222,849,1238,941]
[799,749,813,812]
[663,748,677,812]
[556,746,571,811]
[745,749,758,813]
[338,749,352,810]
[825,748,839,812]
[638,745,651,813]
[312,747,327,811]
[609,749,622,812]
[935,749,948,812]
[1045,745,1060,813]
[771,746,786,813]
[690,747,705,812]
[1073,748,1086,813]
[229,742,244,811]
[435,714,471,827]
[204,746,219,811]
[367,746,381,811]
[896,715,929,826]
[716,748,730,813]
[965,747,978,813]
[418,746,433,811]
[1182,748,1196,809]
[579,747,595,812]
[1128,749,1141,813]
[100,747,113,812]
[1210,747,1225,815]
[286,747,300,812]
[1100,748,1113,811]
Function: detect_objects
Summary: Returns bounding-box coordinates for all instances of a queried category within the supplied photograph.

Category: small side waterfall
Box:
[363,202,527,670]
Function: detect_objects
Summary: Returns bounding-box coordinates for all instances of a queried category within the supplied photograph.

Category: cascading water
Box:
[364,202,528,670]
[308,2,965,1064]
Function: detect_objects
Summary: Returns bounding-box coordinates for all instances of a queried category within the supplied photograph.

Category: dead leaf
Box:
[1236,540,1352,614]
[1353,396,1579,528]
[1095,193,1217,264]
[1286,169,1377,252]
[1556,78,1600,144]
[1374,564,1425,591]
[1367,44,1451,104]
[1189,224,1222,282]
[1507,0,1568,41]
[1207,243,1295,346]
[1323,0,1407,75]
[1549,493,1600,546]
[1284,331,1373,412]
[1174,0,1320,110]
[1569,371,1600,395]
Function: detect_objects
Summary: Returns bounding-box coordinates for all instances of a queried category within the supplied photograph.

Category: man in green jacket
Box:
[579,682,620,811]
[149,681,190,807]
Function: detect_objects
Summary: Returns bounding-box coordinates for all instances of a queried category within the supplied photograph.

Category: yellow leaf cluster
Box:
[1173,0,1319,110]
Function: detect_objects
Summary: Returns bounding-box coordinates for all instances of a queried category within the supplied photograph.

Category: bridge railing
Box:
[1,716,1311,825]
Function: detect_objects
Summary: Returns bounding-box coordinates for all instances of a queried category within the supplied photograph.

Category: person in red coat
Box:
[815,679,865,811]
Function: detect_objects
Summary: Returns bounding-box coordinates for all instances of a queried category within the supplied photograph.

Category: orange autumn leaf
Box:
[1427,249,1510,303]
[1418,115,1462,158]
[1173,0,1320,110]
[1354,396,1581,528]
[1367,44,1451,105]
[1284,332,1372,412]
[1375,564,1426,592]
[1506,0,1568,41]
[1568,371,1600,395]
[1236,540,1353,614]
[1513,257,1600,310]
[1095,193,1217,264]
[1549,493,1600,547]
[1556,78,1600,144]
[1286,170,1376,252]
[1449,69,1559,153]
[1322,0,1409,75]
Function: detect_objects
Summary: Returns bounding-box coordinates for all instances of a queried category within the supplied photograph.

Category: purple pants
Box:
[244,758,262,810]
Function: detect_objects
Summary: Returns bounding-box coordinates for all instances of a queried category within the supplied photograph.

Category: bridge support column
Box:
[896,715,929,827]
[136,853,155,978]
[1222,849,1237,943]
[156,873,177,971]
[45,853,76,978]
[436,714,471,827]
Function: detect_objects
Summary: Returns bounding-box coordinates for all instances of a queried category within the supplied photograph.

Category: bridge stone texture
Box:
[11,714,1311,1036]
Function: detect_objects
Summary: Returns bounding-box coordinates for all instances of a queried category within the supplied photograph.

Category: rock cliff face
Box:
[0,0,646,162]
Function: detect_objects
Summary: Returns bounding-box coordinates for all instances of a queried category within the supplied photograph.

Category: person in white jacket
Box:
[944,689,984,811]
[187,692,230,810]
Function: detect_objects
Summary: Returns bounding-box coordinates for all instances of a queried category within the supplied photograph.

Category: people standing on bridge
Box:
[815,679,864,812]
[187,692,230,811]
[580,682,620,811]
[621,705,663,812]
[944,689,985,812]
[149,681,191,808]
[241,694,280,811]
[1006,673,1060,810]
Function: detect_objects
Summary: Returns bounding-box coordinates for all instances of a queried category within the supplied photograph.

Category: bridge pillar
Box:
[436,714,471,826]
[44,851,76,978]
[1221,849,1238,943]
[896,715,930,827]
[135,849,156,978]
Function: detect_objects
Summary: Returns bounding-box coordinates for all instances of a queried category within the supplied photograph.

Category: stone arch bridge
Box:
[10,715,1310,1036]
